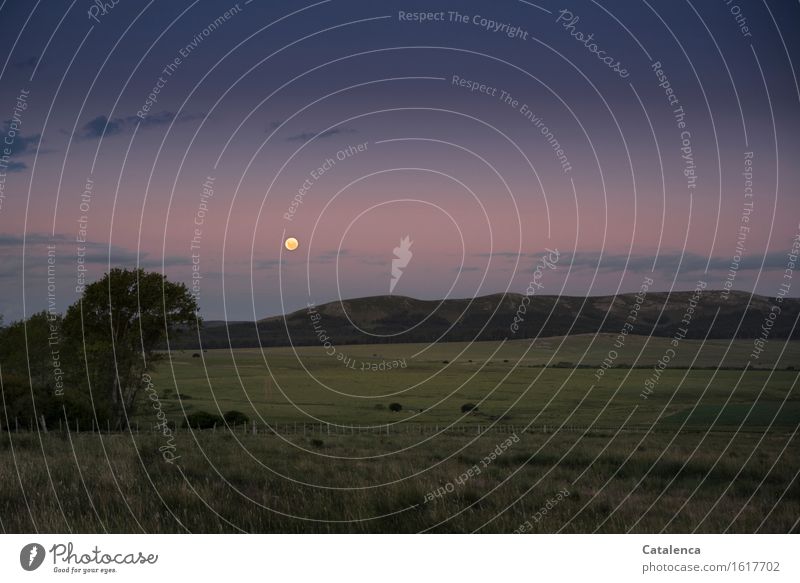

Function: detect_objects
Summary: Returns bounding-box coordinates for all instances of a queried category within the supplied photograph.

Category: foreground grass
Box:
[1,428,797,533]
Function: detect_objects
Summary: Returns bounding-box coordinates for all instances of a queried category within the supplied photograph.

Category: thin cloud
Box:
[473,249,794,274]
[0,232,186,269]
[0,233,70,246]
[310,249,351,264]
[1,120,41,157]
[11,56,37,71]
[284,127,357,142]
[254,259,286,270]
[4,161,28,172]
[76,111,204,140]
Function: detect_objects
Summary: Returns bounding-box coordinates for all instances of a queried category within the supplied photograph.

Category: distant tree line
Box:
[0,268,197,431]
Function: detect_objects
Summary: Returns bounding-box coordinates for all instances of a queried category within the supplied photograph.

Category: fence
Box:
[0,417,673,436]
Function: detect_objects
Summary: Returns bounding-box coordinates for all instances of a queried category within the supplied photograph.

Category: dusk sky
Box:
[1,0,798,321]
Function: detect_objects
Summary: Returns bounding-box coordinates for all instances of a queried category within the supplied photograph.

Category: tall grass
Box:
[1,429,796,533]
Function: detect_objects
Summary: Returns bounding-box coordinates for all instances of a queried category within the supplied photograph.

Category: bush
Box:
[461,403,478,413]
[310,438,324,448]
[183,411,223,429]
[223,410,249,425]
[388,402,402,412]
[192,353,201,358]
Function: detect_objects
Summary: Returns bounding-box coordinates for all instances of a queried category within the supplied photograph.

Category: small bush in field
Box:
[223,410,249,425]
[183,411,223,429]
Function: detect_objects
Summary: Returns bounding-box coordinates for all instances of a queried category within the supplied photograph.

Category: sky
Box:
[0,0,798,322]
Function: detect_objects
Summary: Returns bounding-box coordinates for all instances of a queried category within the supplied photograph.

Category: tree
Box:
[388,402,402,412]
[0,311,59,392]
[62,268,198,428]
[0,311,95,429]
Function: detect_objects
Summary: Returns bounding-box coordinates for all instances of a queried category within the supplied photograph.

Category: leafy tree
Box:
[0,311,59,391]
[0,311,94,429]
[388,402,402,412]
[62,268,198,428]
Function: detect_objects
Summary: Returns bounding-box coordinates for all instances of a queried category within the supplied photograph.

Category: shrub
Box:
[461,403,478,414]
[310,438,324,448]
[183,411,223,429]
[223,410,249,425]
[388,402,402,412]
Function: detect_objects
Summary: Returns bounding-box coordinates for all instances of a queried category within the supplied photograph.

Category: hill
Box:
[169,290,799,349]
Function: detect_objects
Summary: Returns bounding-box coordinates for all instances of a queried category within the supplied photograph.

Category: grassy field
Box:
[153,334,800,430]
[1,335,798,533]
[1,430,796,533]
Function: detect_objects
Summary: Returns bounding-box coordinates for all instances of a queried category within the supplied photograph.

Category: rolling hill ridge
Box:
[170,290,799,349]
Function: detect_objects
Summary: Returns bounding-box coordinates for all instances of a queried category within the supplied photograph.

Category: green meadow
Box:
[150,334,800,431]
[1,335,797,533]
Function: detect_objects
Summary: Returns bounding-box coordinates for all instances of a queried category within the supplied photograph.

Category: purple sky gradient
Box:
[1,0,798,321]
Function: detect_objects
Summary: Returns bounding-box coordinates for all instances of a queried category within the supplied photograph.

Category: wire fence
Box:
[2,417,752,436]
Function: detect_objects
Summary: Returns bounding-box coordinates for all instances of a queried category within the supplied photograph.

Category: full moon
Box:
[284,237,299,251]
